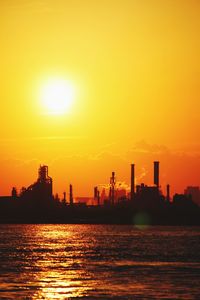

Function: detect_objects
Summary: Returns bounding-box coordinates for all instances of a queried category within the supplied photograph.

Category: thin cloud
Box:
[0,136,87,143]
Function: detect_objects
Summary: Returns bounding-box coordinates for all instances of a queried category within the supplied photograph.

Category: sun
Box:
[40,78,75,115]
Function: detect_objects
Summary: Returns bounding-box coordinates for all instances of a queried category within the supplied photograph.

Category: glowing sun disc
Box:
[41,78,75,115]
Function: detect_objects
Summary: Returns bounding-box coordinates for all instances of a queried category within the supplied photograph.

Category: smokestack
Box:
[97,190,100,206]
[154,161,159,188]
[94,186,98,199]
[94,186,100,205]
[69,184,73,206]
[131,164,135,200]
[110,171,116,205]
[166,184,170,202]
[63,192,66,203]
[112,171,115,179]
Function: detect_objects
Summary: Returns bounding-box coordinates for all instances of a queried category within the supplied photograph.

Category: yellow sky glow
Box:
[0,0,199,197]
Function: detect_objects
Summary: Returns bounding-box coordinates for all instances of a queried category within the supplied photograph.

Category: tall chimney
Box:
[131,164,135,200]
[154,161,159,188]
[94,186,98,199]
[97,190,100,206]
[69,184,73,206]
[110,171,115,205]
[166,184,170,202]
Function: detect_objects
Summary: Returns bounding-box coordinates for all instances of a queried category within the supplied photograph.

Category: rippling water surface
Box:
[0,225,200,299]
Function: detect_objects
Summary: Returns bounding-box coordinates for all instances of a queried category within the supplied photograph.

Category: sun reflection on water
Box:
[32,271,91,299]
[27,225,93,299]
[1,225,200,299]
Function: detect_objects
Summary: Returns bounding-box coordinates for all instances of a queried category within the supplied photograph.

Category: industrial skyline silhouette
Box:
[0,161,199,225]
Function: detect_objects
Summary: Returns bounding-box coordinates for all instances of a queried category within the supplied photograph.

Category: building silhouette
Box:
[20,165,53,203]
[184,186,200,206]
[0,161,200,225]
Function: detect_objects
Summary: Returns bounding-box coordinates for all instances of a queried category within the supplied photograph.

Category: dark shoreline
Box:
[1,216,200,226]
[1,196,200,226]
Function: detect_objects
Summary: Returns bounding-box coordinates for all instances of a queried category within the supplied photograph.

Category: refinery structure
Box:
[0,161,200,224]
[19,165,53,203]
[10,161,164,206]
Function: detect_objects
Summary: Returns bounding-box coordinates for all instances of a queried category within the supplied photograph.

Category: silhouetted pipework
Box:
[109,186,112,203]
[97,190,100,206]
[63,192,66,203]
[38,165,52,184]
[94,186,100,206]
[94,186,98,198]
[69,184,73,206]
[110,172,116,205]
[154,161,159,188]
[19,165,53,201]
[131,164,135,200]
[11,187,18,198]
[166,184,170,202]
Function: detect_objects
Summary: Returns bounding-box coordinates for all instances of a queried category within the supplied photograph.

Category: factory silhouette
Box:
[0,162,200,225]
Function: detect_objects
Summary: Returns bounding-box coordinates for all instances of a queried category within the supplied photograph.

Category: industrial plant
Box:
[0,161,199,225]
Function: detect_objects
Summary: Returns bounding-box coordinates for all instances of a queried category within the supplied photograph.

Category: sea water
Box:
[0,224,200,299]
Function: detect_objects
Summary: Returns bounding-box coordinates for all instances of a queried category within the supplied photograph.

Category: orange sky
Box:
[0,0,199,197]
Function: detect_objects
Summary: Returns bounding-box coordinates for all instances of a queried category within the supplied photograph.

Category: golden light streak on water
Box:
[32,271,90,299]
[28,226,92,299]
[1,225,200,299]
